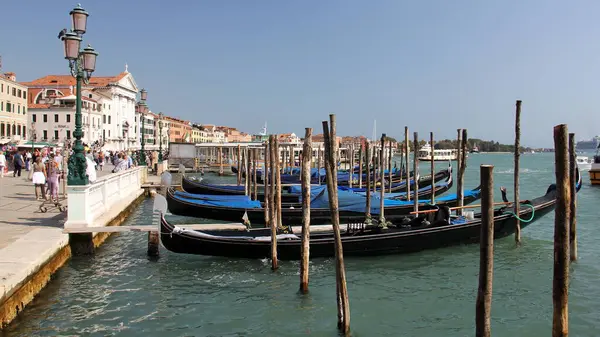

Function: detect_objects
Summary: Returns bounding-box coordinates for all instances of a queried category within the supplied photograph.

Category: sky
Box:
[2,0,600,147]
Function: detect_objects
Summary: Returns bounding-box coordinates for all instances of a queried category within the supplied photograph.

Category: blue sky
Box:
[2,0,599,147]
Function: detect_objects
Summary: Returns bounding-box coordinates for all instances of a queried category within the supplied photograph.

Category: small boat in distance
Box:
[417,143,458,161]
[589,146,600,185]
[576,155,592,171]
[470,145,480,153]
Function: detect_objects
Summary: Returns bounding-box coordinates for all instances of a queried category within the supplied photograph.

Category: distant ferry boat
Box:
[577,156,592,171]
[470,145,480,153]
[417,143,458,161]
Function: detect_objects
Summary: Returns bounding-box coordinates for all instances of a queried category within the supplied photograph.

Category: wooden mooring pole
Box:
[365,143,371,220]
[379,134,386,225]
[253,148,258,201]
[456,129,464,215]
[430,132,435,205]
[358,143,363,189]
[413,132,419,213]
[264,141,270,225]
[388,139,393,193]
[317,146,322,185]
[405,126,410,201]
[349,144,354,188]
[475,165,494,337]
[237,145,241,185]
[147,231,159,257]
[569,132,577,262]
[269,135,278,270]
[461,128,468,210]
[275,137,283,236]
[244,148,249,196]
[553,124,570,337]
[514,100,522,244]
[323,115,350,334]
[300,128,312,294]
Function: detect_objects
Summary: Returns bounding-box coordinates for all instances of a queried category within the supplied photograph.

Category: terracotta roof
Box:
[20,72,129,88]
[29,104,51,109]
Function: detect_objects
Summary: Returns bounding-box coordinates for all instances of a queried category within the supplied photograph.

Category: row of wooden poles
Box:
[225,104,577,336]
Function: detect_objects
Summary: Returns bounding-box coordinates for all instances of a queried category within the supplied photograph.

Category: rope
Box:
[504,203,535,223]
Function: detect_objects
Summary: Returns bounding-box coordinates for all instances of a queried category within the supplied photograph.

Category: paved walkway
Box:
[0,164,116,250]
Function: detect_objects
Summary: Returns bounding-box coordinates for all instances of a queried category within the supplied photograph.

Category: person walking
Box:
[13,151,24,177]
[45,153,60,201]
[0,151,6,178]
[32,157,47,200]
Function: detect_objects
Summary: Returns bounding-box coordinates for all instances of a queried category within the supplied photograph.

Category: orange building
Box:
[165,116,192,143]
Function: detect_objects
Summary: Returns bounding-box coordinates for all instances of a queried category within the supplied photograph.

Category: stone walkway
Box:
[0,164,115,250]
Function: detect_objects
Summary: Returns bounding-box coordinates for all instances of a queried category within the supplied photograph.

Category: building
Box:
[165,116,191,143]
[200,124,226,143]
[137,108,156,150]
[28,94,102,145]
[21,66,141,151]
[0,72,29,143]
[278,133,300,144]
[191,124,210,143]
[216,126,251,143]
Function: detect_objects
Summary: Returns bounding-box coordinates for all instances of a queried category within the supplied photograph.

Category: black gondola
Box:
[159,183,555,259]
[166,177,479,226]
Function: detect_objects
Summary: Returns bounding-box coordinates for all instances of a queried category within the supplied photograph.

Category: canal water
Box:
[3,153,600,336]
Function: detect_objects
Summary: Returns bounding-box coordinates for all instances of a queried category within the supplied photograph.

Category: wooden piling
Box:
[372,146,377,195]
[475,165,494,337]
[379,134,386,225]
[514,100,522,243]
[456,129,464,215]
[322,115,350,334]
[461,128,468,207]
[269,135,278,270]
[264,141,270,226]
[358,143,363,189]
[243,149,249,196]
[275,137,283,233]
[405,126,410,201]
[552,124,570,337]
[388,140,393,193]
[253,148,258,201]
[219,146,224,176]
[147,231,159,257]
[413,132,419,213]
[237,145,241,185]
[569,132,577,262]
[300,128,312,294]
[430,132,435,205]
[317,147,322,185]
[349,144,354,188]
[365,143,371,219]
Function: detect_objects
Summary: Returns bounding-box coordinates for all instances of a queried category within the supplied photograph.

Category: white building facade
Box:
[22,67,141,151]
[0,72,29,143]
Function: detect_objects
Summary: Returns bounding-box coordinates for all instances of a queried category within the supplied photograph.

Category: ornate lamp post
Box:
[138,90,147,166]
[61,4,99,185]
[158,112,163,162]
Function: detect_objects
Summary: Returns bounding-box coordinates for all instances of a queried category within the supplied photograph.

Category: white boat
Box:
[577,155,592,171]
[417,143,458,161]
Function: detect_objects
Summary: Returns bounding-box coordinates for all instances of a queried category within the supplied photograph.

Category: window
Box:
[108,116,111,124]
[103,115,106,123]
[54,130,58,140]
[17,106,20,114]
[66,130,71,139]
[32,114,36,122]
[43,114,47,122]
[23,107,26,115]
[12,88,16,96]
[0,102,3,111]
[23,126,26,138]
[54,114,59,123]
[23,91,26,99]
[1,84,3,92]
[43,130,47,140]
[108,130,110,137]
[6,103,11,112]
[17,89,21,97]
[66,114,71,123]
[89,94,92,98]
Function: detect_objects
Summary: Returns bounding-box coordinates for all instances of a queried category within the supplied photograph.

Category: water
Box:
[3,153,600,337]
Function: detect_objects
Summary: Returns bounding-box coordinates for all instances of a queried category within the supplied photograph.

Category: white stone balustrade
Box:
[65,167,146,228]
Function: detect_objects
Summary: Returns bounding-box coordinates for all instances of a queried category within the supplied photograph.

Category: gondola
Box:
[182,168,450,198]
[166,177,479,226]
[160,169,582,259]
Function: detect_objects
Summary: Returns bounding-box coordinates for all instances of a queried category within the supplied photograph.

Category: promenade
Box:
[0,165,115,249]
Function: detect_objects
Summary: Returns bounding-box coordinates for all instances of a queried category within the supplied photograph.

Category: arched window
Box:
[0,123,4,137]
[23,126,26,139]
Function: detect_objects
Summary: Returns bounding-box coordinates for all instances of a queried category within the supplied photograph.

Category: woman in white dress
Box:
[32,157,47,200]
[0,151,6,177]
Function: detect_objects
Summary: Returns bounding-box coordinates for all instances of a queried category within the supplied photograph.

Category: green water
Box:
[3,153,600,337]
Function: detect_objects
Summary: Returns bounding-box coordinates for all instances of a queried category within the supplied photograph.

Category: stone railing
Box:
[65,166,146,228]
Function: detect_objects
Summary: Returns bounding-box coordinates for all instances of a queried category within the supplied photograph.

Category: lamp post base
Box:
[67,152,89,186]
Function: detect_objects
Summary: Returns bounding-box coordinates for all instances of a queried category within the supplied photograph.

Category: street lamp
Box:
[138,100,147,166]
[61,3,99,186]
[158,112,163,161]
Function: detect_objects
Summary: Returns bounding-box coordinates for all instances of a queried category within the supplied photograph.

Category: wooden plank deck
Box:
[63,224,336,234]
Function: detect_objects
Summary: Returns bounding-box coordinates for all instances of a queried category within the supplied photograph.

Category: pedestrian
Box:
[13,151,24,177]
[32,157,47,200]
[45,153,60,202]
[0,151,6,178]
[25,150,32,171]
[98,151,105,171]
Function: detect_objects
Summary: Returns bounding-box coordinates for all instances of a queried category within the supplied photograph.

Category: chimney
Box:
[4,72,16,81]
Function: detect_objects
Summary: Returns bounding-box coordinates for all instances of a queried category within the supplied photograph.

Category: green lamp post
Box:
[158,112,163,162]
[61,4,98,186]
[138,88,148,166]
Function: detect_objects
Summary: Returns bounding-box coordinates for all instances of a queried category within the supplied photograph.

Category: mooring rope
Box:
[504,203,535,223]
